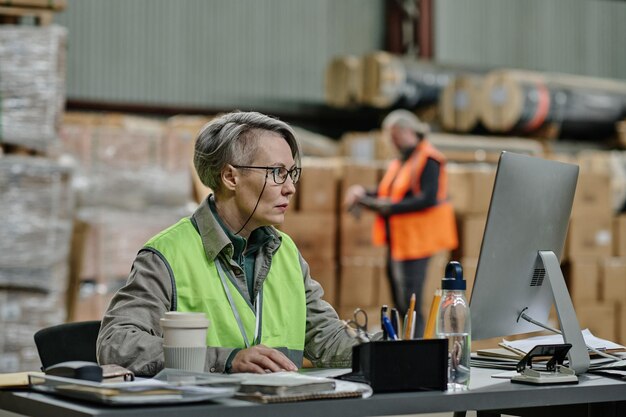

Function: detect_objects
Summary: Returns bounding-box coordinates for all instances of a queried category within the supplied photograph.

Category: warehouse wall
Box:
[435,0,626,80]
[54,0,384,109]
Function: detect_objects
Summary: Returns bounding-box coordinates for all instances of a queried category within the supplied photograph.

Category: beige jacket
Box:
[97,197,358,376]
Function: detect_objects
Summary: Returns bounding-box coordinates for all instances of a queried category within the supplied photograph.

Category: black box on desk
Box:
[340,339,448,393]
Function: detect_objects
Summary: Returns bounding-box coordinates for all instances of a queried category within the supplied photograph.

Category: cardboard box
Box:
[74,291,115,322]
[339,212,385,261]
[280,212,336,261]
[164,115,211,174]
[338,264,381,307]
[460,215,487,259]
[613,215,626,257]
[78,208,185,285]
[447,165,472,214]
[617,302,626,345]
[340,131,392,162]
[576,302,617,342]
[307,259,337,307]
[564,261,599,306]
[460,257,478,300]
[377,272,394,307]
[339,161,380,197]
[600,257,626,303]
[572,172,612,219]
[340,132,377,162]
[297,159,339,213]
[565,216,612,261]
[447,166,496,215]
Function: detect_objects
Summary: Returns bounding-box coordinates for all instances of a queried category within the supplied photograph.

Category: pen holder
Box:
[340,339,448,393]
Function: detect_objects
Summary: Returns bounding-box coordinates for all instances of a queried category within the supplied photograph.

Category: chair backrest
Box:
[34,320,101,370]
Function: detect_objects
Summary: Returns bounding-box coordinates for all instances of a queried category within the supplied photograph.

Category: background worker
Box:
[97,111,358,376]
[344,110,458,337]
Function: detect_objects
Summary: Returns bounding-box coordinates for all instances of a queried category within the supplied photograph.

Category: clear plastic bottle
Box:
[436,261,471,391]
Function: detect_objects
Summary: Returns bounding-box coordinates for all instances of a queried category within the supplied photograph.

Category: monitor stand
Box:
[535,251,590,374]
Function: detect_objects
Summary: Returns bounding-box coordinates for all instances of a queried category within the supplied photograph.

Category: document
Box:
[501,329,626,356]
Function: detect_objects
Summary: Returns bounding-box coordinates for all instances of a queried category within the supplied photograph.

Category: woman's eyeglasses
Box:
[232,165,301,185]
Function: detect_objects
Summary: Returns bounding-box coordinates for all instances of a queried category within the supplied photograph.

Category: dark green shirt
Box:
[208,198,272,301]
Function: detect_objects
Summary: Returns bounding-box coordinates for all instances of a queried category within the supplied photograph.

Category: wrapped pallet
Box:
[0,156,74,291]
[0,25,66,152]
[0,156,74,372]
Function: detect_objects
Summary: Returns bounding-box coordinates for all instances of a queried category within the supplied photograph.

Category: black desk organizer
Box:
[339,339,448,393]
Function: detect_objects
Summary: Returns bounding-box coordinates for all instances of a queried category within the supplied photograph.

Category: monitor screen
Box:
[469,152,579,340]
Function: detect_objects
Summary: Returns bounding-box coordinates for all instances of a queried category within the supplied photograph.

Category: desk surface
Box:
[1,368,626,417]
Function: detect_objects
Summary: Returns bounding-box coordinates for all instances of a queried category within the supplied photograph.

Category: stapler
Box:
[44,361,103,382]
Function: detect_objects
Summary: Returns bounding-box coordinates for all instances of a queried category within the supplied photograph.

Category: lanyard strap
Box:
[216,259,261,348]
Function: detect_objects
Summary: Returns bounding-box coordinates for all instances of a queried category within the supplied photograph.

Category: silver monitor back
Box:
[470,152,579,340]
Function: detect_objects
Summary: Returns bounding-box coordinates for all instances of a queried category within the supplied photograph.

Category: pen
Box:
[380,305,388,340]
[405,293,416,340]
[382,316,398,340]
[390,308,401,340]
[402,313,408,340]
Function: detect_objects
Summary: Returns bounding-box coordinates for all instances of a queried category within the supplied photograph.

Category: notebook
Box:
[236,372,336,396]
[236,378,370,404]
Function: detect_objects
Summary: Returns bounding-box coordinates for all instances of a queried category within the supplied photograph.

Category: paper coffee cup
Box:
[160,312,210,371]
[160,312,210,347]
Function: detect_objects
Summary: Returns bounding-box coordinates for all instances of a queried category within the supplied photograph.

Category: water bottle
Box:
[436,261,471,391]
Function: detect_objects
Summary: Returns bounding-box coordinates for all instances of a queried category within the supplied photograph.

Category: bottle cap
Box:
[441,261,466,290]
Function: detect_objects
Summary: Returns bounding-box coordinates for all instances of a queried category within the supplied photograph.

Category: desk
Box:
[1,368,625,417]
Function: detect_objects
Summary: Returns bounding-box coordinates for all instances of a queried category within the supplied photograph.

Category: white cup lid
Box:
[160,312,210,328]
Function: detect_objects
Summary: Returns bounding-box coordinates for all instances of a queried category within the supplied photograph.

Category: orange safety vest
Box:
[372,140,458,260]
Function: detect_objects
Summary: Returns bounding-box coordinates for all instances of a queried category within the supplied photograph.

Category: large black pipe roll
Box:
[479,70,626,139]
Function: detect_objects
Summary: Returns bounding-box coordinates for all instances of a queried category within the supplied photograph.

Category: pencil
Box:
[423,289,442,339]
[404,293,416,340]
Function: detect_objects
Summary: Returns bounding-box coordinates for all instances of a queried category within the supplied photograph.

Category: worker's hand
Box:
[231,345,298,374]
[343,185,366,208]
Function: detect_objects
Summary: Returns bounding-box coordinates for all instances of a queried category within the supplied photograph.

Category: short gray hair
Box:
[194,111,301,192]
[382,109,430,135]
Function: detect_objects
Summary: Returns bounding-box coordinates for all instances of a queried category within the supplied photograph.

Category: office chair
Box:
[33,320,101,370]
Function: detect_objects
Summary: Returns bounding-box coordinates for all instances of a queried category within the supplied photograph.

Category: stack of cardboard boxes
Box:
[335,161,387,324]
[563,154,623,344]
[280,158,341,306]
[59,113,205,321]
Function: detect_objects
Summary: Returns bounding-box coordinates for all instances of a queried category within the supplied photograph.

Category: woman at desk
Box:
[97,111,359,376]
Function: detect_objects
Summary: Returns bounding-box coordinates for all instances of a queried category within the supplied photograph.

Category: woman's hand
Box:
[231,345,298,373]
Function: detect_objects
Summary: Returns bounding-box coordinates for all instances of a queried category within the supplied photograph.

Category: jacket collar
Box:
[191,195,282,262]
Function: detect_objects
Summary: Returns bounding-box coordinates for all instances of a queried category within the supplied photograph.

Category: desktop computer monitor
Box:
[469,152,590,374]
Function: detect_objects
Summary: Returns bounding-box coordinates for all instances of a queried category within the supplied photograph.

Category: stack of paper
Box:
[501,329,626,356]
[29,374,237,405]
[472,329,626,370]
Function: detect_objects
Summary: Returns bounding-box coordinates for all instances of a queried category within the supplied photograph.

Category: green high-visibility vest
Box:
[144,218,306,365]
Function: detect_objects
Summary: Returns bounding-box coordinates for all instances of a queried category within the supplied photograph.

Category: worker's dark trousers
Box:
[388,256,430,338]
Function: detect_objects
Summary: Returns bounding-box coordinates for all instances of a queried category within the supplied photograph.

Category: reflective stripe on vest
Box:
[144,218,306,365]
[372,140,458,260]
